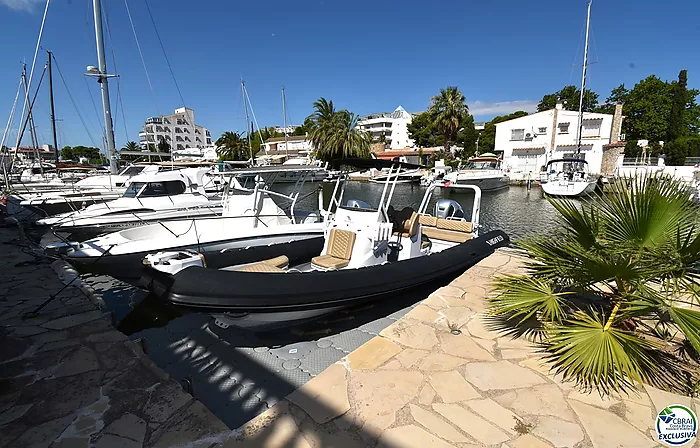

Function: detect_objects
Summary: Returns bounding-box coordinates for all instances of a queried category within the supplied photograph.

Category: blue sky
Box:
[0,0,699,151]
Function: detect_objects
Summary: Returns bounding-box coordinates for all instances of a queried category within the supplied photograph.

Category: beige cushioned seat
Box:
[393,212,419,238]
[312,228,356,269]
[235,255,289,273]
[420,216,474,243]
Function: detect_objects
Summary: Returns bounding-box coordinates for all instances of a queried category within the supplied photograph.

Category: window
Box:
[538,127,547,134]
[139,181,187,197]
[123,182,145,198]
[120,166,145,177]
[582,119,602,138]
[558,122,570,134]
[175,128,182,133]
[511,129,525,141]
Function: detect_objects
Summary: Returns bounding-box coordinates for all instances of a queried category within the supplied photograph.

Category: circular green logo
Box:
[656,404,697,446]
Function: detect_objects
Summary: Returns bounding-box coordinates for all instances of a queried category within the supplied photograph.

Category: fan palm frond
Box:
[543,311,678,394]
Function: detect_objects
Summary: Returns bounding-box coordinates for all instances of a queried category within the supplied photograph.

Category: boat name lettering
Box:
[486,235,504,246]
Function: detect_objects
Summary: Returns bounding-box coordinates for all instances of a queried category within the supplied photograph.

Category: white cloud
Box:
[0,0,43,12]
[468,100,538,117]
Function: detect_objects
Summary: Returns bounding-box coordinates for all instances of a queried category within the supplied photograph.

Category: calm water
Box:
[81,182,562,327]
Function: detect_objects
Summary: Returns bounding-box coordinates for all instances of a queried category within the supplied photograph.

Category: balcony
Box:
[145,117,162,125]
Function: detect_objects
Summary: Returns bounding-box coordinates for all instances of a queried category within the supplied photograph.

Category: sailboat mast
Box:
[92,0,118,174]
[282,87,289,158]
[241,80,253,163]
[47,51,59,167]
[576,0,592,154]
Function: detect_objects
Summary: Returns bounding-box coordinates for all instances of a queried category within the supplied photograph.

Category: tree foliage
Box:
[407,112,442,148]
[669,70,689,142]
[215,131,249,161]
[537,85,599,112]
[118,141,141,162]
[428,86,469,153]
[60,145,105,163]
[489,175,700,394]
[157,138,171,153]
[305,97,370,162]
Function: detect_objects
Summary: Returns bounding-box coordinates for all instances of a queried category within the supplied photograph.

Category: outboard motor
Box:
[346,199,372,210]
[434,199,465,220]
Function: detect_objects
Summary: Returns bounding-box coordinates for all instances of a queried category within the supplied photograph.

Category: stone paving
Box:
[0,228,228,447]
[223,249,699,447]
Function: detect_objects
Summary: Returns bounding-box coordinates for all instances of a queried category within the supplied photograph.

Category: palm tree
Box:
[488,175,700,394]
[429,86,469,154]
[215,131,248,161]
[306,98,371,162]
[322,111,371,161]
[121,141,139,152]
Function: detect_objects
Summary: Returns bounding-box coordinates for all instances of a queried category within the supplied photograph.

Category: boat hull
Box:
[69,231,324,282]
[451,175,510,191]
[143,230,510,329]
[541,180,597,197]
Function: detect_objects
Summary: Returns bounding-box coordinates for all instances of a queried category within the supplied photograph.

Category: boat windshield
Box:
[464,160,499,170]
[120,166,146,177]
[123,182,145,198]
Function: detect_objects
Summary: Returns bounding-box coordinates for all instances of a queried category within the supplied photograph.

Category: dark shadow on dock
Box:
[129,279,451,446]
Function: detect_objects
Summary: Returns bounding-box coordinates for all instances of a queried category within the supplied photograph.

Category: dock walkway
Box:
[224,250,694,447]
[0,227,227,448]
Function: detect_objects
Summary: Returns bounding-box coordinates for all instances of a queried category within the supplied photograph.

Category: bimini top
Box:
[331,157,424,170]
[546,158,589,165]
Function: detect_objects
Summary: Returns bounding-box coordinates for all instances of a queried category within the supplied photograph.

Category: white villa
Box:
[495,103,624,177]
[357,106,414,150]
[262,135,313,153]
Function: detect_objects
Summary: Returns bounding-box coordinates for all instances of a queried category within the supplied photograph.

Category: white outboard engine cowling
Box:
[143,250,205,275]
[434,199,465,220]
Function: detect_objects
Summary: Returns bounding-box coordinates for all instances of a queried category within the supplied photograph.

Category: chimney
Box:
[610,103,624,143]
[555,102,564,110]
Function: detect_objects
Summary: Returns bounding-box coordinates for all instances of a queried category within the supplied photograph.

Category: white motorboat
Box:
[540,158,597,197]
[19,188,125,217]
[38,168,222,237]
[443,153,509,191]
[368,167,423,184]
[46,165,327,281]
[139,158,509,330]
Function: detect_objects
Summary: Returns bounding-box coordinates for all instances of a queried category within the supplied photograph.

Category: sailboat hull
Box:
[541,180,597,197]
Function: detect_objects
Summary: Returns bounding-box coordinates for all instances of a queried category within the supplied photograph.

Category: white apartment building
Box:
[357,106,414,150]
[495,103,624,177]
[139,107,212,151]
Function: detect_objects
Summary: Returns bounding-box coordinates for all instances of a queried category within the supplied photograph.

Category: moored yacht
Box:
[540,158,597,197]
[443,153,509,191]
[38,168,222,237]
[141,158,509,330]
[46,165,327,281]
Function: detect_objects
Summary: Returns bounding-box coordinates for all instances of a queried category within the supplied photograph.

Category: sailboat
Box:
[541,1,598,197]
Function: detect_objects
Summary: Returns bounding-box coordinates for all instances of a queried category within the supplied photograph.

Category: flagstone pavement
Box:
[223,249,700,448]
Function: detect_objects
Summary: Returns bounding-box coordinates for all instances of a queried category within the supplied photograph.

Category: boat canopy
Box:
[331,158,423,170]
[545,158,589,165]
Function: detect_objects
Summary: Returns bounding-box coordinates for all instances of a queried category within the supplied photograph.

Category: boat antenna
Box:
[47,50,60,168]
[576,0,591,155]
[282,87,289,159]
[241,79,253,164]
[88,0,119,174]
